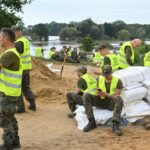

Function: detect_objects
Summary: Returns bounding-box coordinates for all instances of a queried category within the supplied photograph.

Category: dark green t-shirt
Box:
[0,51,20,71]
[77,78,87,90]
[103,56,111,66]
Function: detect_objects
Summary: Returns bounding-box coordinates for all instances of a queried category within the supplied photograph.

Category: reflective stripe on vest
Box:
[0,48,22,96]
[98,75,118,99]
[118,42,134,69]
[107,54,119,71]
[81,74,97,95]
[35,47,43,57]
[93,52,102,63]
[144,51,150,66]
[16,37,32,70]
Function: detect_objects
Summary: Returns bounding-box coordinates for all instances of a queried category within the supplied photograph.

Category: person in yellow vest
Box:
[66,46,72,57]
[0,28,22,149]
[98,44,119,72]
[118,39,141,69]
[66,66,97,118]
[144,51,150,66]
[92,49,102,64]
[82,65,123,135]
[49,47,57,60]
[35,43,43,58]
[12,26,36,113]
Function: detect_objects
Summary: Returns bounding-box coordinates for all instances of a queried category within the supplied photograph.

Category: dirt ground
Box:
[1,58,150,150]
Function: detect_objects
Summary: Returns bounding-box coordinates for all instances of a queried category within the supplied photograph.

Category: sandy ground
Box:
[0,58,150,150]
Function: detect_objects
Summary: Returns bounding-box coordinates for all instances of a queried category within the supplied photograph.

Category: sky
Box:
[19,0,150,26]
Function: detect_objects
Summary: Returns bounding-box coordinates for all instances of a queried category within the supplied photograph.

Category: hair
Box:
[77,66,87,74]
[98,44,108,51]
[1,28,15,42]
[11,26,22,31]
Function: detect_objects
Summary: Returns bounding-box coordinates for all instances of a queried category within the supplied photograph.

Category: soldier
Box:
[0,28,22,149]
[12,26,36,113]
[118,39,141,69]
[66,66,97,118]
[83,65,123,136]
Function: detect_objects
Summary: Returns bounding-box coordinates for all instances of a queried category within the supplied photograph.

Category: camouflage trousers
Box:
[16,70,36,112]
[82,93,123,122]
[66,92,83,112]
[0,93,20,150]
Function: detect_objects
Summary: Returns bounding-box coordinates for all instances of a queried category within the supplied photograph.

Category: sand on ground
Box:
[1,58,150,150]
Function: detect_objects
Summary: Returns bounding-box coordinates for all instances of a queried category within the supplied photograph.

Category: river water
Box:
[30,36,150,59]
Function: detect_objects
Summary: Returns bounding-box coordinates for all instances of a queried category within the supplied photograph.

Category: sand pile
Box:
[30,58,72,103]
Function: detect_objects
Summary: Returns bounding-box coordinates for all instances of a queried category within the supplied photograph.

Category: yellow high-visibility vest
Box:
[118,42,134,69]
[49,51,55,58]
[98,75,119,99]
[106,53,119,71]
[35,47,43,57]
[0,48,22,97]
[144,51,150,66]
[16,37,32,70]
[81,74,97,95]
[93,52,102,63]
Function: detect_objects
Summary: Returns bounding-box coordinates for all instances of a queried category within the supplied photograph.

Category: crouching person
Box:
[66,66,97,118]
[83,65,123,136]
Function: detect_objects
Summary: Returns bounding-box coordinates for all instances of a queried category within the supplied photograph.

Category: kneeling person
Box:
[66,66,97,118]
[83,65,123,136]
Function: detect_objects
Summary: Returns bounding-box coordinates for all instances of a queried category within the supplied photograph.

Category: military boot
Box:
[68,112,76,118]
[112,121,123,136]
[83,118,96,132]
[28,102,37,111]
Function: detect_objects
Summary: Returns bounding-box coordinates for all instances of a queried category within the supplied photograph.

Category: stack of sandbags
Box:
[113,67,147,105]
[131,67,150,103]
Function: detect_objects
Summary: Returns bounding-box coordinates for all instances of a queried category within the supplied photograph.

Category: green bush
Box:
[81,35,94,52]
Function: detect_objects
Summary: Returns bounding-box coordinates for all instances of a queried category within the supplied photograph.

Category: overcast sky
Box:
[19,0,150,26]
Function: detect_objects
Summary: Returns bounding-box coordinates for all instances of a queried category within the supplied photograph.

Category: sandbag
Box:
[113,67,144,87]
[75,106,113,130]
[122,86,147,104]
[123,100,150,123]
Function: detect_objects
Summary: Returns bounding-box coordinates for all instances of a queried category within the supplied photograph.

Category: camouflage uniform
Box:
[16,70,36,112]
[0,92,20,150]
[66,92,83,112]
[83,93,123,122]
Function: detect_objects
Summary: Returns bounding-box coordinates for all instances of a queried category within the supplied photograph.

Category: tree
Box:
[32,23,49,41]
[103,22,116,38]
[0,0,32,29]
[77,18,100,39]
[81,35,94,52]
[136,27,146,40]
[118,30,131,41]
[59,27,79,41]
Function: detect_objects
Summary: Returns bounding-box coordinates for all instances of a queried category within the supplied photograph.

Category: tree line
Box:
[23,18,150,41]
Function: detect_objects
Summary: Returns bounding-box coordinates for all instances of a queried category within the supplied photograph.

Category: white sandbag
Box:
[46,63,60,73]
[75,106,113,130]
[147,87,150,95]
[113,67,144,87]
[146,95,150,103]
[123,100,150,122]
[123,84,142,90]
[131,66,150,80]
[122,86,147,104]
[142,80,150,88]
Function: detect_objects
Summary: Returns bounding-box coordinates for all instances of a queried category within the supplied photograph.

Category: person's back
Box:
[118,39,141,69]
